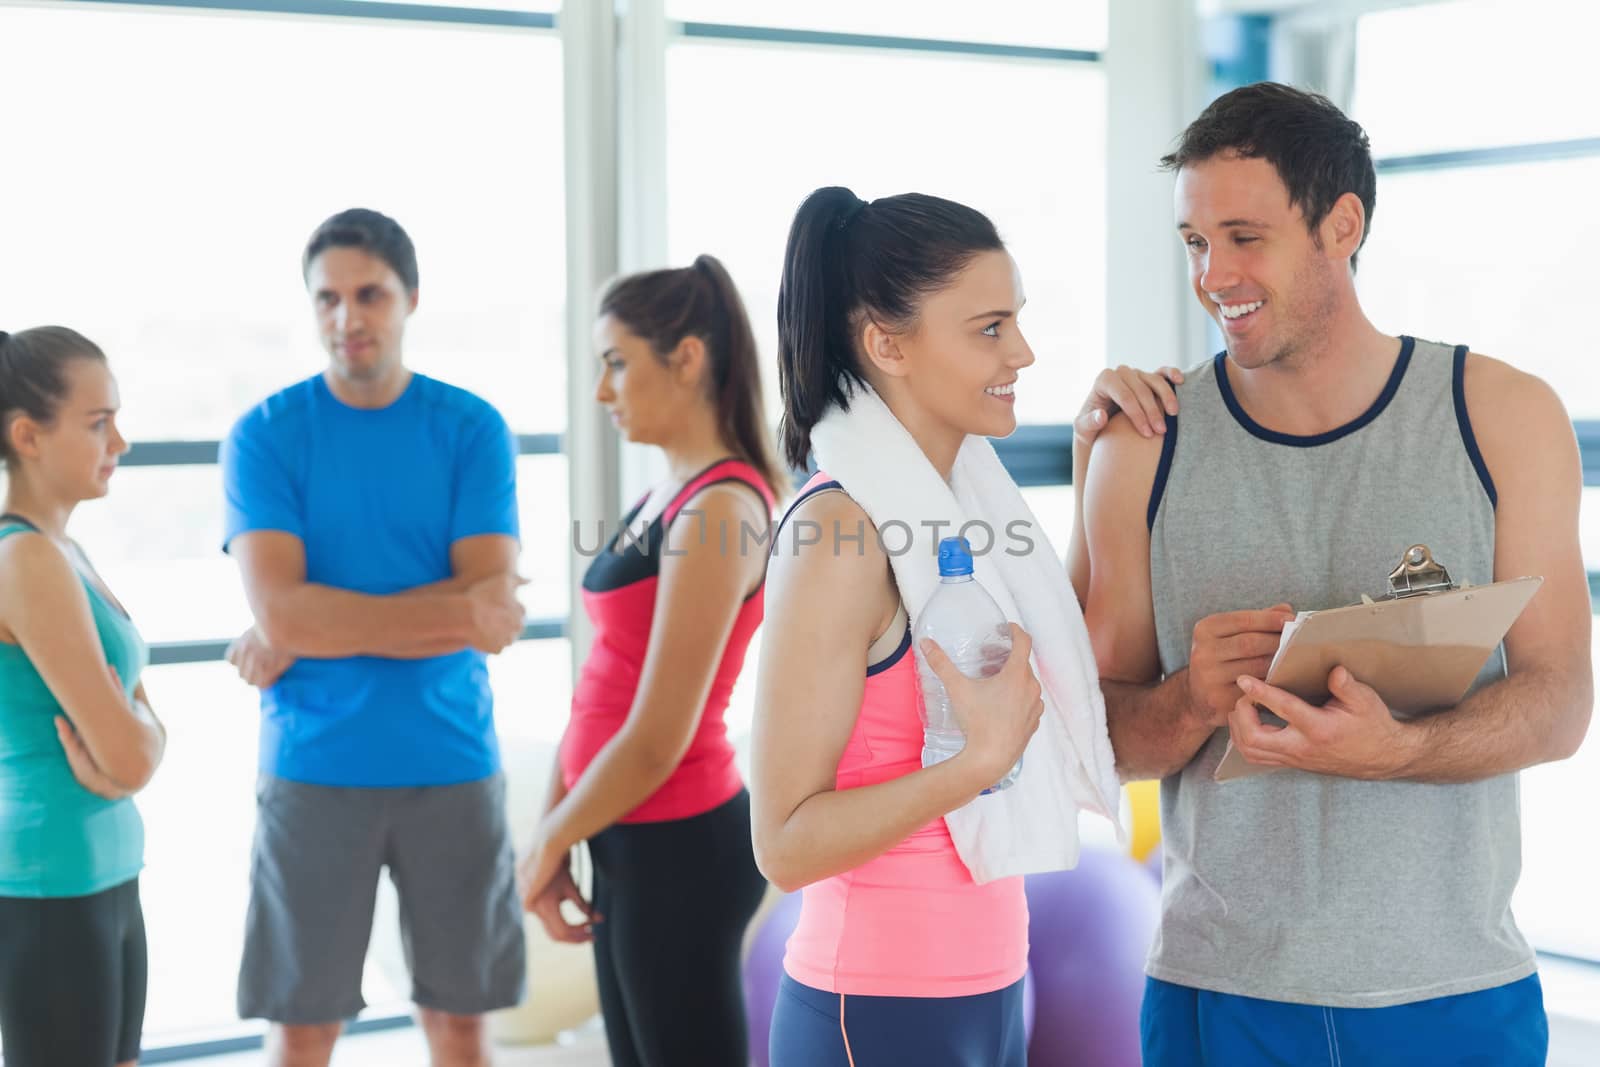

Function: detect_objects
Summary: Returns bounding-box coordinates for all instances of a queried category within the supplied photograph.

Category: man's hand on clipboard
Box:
[1225,667,1415,780]
[1212,544,1551,783]
[1184,604,1296,727]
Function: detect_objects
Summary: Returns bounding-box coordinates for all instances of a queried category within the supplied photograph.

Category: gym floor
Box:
[177,1025,608,1066]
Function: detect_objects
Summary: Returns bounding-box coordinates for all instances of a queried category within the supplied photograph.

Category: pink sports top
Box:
[779,473,1029,998]
[560,458,773,824]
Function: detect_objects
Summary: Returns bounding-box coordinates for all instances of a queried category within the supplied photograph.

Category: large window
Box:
[0,0,567,1047]
[1353,0,1600,963]
[0,3,566,443]
[1355,157,1600,417]
[663,18,1109,429]
[1351,0,1600,158]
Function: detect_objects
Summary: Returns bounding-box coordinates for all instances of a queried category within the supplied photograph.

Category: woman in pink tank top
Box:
[751,187,1048,1066]
[516,256,786,1067]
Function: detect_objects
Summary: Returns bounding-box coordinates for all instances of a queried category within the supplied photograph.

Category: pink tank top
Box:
[780,474,1029,998]
[561,459,773,823]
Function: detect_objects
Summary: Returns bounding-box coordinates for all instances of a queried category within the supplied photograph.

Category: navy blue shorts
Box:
[1141,973,1547,1066]
[770,973,1026,1067]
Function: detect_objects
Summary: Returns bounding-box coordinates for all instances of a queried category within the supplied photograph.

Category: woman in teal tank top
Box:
[0,327,167,1067]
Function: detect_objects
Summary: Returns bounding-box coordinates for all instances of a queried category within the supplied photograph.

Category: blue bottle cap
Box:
[937,536,974,577]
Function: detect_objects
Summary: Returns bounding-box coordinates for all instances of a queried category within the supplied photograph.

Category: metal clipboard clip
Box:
[1260,544,1455,726]
[1381,544,1456,600]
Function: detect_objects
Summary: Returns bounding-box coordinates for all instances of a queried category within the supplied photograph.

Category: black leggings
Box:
[0,878,147,1066]
[587,789,768,1067]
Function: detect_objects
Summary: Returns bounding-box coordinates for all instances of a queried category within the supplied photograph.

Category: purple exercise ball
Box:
[1021,964,1037,1037]
[1025,847,1161,1067]
[743,891,803,1067]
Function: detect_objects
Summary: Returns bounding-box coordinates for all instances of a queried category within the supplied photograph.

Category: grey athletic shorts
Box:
[237,772,525,1024]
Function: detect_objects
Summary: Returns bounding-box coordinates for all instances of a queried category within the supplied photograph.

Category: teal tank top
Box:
[0,521,146,897]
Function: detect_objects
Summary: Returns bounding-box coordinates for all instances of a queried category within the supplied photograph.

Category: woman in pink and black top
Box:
[517,255,784,1067]
[751,187,1048,1065]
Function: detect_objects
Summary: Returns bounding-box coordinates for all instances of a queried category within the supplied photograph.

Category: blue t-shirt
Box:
[221,372,519,787]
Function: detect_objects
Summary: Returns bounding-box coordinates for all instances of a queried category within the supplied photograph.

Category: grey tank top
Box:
[1146,336,1534,1007]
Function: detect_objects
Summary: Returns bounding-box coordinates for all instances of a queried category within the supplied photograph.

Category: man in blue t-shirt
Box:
[221,208,527,1067]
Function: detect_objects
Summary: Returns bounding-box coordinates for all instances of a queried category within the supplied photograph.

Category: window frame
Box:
[0,0,569,1055]
[52,0,556,29]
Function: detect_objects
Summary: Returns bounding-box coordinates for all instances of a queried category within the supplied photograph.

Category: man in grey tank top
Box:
[1073,83,1591,1066]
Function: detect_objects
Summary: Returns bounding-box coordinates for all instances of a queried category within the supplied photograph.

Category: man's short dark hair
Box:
[1161,82,1377,269]
[301,208,420,292]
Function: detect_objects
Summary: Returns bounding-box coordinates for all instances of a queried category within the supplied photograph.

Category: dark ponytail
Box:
[598,256,786,500]
[775,186,1004,470]
[0,327,108,468]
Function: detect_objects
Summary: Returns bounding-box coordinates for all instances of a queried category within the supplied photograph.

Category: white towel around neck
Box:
[810,385,1124,883]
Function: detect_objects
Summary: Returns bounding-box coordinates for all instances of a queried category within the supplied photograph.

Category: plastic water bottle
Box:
[912,536,1022,794]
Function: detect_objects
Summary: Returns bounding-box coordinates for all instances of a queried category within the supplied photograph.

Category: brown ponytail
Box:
[0,327,108,468]
[599,256,787,499]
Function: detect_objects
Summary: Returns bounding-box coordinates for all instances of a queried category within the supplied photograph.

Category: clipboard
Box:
[1215,545,1542,781]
